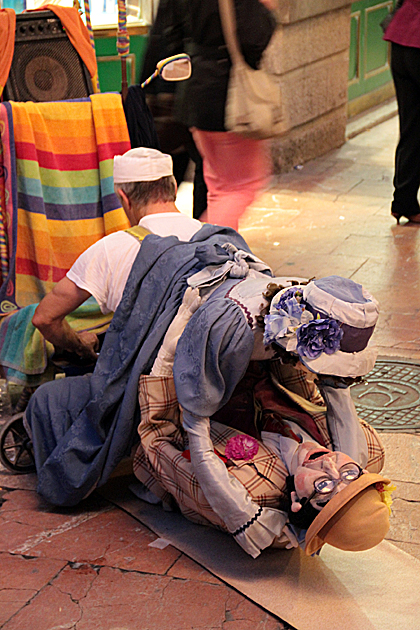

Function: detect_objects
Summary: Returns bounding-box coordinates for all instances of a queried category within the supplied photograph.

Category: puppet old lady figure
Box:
[134,275,393,558]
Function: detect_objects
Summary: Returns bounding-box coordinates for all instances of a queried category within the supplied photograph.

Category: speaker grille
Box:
[4,11,93,102]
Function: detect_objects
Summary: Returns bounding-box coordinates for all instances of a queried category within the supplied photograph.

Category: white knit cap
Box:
[113,147,173,183]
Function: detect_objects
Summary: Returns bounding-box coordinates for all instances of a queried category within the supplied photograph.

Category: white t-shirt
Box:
[67,213,202,314]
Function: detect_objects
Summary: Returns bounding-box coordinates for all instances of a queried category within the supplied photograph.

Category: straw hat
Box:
[304,472,391,556]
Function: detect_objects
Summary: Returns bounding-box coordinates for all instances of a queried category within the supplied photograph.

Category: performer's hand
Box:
[76,331,99,362]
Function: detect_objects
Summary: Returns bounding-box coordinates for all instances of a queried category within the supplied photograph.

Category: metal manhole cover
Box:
[350,360,420,432]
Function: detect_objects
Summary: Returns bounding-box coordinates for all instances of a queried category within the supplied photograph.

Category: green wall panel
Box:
[348,0,394,101]
[95,34,148,92]
[365,3,390,73]
[348,11,360,82]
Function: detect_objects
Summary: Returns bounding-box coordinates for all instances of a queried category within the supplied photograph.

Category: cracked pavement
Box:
[0,483,290,629]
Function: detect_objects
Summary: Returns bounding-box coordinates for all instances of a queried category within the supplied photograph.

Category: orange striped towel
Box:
[0,9,16,99]
[0,92,130,311]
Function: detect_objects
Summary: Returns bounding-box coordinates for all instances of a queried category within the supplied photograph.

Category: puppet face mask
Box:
[290,443,365,511]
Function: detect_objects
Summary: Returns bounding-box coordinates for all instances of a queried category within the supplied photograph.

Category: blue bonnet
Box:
[263,275,379,377]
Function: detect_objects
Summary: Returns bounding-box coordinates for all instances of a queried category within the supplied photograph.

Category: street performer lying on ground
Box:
[133,280,394,558]
[24,148,394,555]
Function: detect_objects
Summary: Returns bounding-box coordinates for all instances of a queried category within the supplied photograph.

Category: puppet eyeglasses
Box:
[306,462,363,504]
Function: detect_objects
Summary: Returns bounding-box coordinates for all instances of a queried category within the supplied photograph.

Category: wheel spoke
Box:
[9,427,25,440]
[15,444,28,465]
[3,443,24,452]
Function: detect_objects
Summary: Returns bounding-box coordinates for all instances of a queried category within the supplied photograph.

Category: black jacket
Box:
[160,0,276,131]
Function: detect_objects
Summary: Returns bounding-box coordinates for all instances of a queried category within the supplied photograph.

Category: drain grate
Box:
[350,359,420,432]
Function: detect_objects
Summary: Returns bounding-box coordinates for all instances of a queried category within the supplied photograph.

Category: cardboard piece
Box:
[100,482,420,630]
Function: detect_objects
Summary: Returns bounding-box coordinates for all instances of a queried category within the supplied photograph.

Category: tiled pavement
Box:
[242,115,420,363]
[1,114,420,629]
[242,115,420,563]
[0,477,286,630]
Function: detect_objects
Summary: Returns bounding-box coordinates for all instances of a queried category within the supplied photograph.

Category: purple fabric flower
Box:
[263,312,292,345]
[274,287,304,320]
[264,287,308,345]
[225,434,259,461]
[296,318,343,360]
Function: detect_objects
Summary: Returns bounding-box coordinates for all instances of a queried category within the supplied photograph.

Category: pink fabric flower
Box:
[225,434,259,461]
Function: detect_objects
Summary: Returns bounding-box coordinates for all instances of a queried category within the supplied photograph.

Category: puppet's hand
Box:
[272,524,299,550]
[177,286,202,320]
[151,287,201,376]
[163,287,202,357]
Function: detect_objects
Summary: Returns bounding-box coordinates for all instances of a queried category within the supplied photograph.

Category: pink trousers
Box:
[191,128,271,230]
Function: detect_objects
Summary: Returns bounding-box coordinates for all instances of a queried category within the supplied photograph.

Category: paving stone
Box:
[52,563,98,601]
[1,489,108,533]
[0,589,38,627]
[0,490,113,556]
[0,552,65,590]
[387,497,420,545]
[383,480,420,503]
[148,578,229,629]
[167,553,222,584]
[1,487,109,520]
[74,566,230,630]
[272,253,369,280]
[390,540,420,561]
[25,506,181,574]
[226,589,285,627]
[0,519,47,554]
[0,471,37,492]
[0,553,66,627]
[2,583,82,630]
[381,433,420,484]
[76,564,287,630]
[224,618,285,630]
[1,489,45,514]
[329,233,396,258]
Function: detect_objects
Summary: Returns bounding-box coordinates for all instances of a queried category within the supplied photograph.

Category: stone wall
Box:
[265,0,352,173]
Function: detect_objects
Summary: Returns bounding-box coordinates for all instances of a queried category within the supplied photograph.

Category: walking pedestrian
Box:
[384,0,420,224]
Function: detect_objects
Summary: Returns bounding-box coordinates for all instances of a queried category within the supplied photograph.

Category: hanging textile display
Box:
[83,0,101,93]
[72,0,100,93]
[117,0,130,101]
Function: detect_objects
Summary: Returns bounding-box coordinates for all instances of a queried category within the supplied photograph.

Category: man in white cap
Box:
[32,148,202,362]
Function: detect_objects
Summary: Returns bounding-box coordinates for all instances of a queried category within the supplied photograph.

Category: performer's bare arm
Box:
[32,277,99,362]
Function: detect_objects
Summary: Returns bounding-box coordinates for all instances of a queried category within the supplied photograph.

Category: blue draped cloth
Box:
[25,224,253,506]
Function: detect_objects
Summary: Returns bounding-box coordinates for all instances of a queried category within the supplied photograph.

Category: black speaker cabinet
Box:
[3,10,94,102]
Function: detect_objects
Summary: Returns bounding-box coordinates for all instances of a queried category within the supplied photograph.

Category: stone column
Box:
[265,0,352,173]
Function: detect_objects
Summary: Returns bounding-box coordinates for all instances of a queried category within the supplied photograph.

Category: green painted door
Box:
[348,0,394,103]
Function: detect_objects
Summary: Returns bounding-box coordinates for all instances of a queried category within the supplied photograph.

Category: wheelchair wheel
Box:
[0,413,36,474]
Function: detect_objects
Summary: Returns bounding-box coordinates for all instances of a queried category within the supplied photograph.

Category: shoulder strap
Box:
[124,225,151,242]
[217,0,246,66]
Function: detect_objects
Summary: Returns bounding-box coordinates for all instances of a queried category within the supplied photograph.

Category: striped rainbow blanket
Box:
[0,92,130,311]
[0,93,130,383]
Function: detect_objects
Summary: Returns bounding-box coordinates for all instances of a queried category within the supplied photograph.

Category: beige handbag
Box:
[218,0,284,139]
